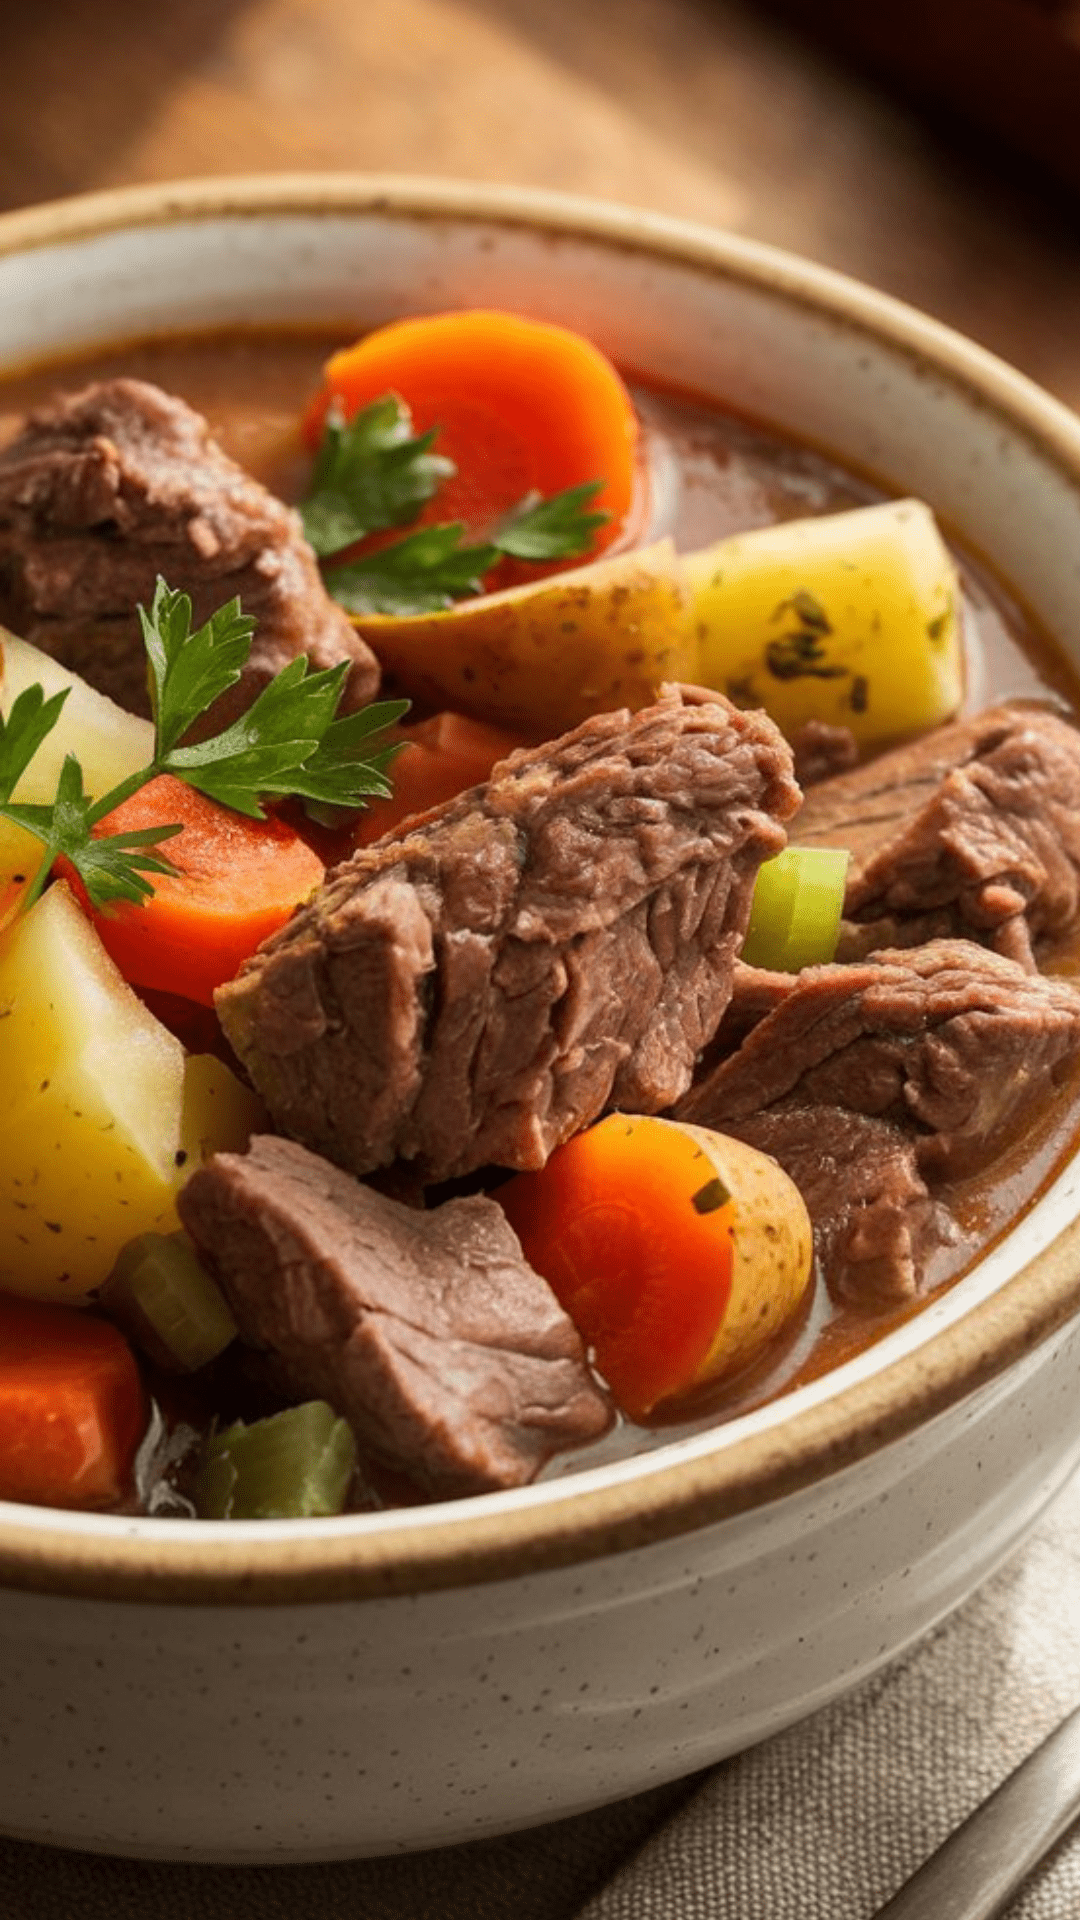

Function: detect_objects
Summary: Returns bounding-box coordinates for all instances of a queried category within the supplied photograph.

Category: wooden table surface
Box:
[2,0,1080,409]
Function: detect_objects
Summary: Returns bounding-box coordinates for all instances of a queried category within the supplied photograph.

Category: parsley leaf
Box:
[303,392,612,614]
[142,581,255,757]
[4,755,183,911]
[0,684,72,803]
[285,701,408,809]
[0,580,408,913]
[299,396,454,559]
[61,820,185,909]
[321,485,612,617]
[492,482,608,561]
[165,655,408,816]
[325,525,500,616]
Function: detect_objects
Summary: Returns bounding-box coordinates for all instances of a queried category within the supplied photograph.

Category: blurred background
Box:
[3,0,1080,402]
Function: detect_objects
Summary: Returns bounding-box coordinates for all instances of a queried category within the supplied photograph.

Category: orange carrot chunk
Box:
[303,309,639,575]
[67,774,325,1007]
[0,1296,147,1509]
[499,1113,813,1420]
[346,711,529,847]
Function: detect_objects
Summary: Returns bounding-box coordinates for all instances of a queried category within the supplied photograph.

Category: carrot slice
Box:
[345,711,528,848]
[303,309,639,579]
[66,774,325,1007]
[410,710,531,766]
[499,1113,813,1420]
[0,1296,147,1509]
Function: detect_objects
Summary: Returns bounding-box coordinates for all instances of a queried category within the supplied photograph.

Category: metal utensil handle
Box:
[872,1697,1080,1920]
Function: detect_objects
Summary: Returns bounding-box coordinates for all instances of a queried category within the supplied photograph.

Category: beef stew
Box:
[2,321,1080,1516]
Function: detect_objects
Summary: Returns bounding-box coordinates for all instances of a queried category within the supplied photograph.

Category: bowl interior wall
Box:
[3,203,1079,657]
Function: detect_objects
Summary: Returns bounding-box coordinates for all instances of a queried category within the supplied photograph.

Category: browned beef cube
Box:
[680,938,1080,1176]
[720,1107,959,1307]
[675,939,1080,1303]
[788,718,859,788]
[214,687,799,1183]
[0,378,379,728]
[178,1136,612,1498]
[792,704,1080,967]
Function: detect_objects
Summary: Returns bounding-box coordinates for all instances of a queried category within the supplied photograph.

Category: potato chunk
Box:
[0,882,186,1302]
[349,502,963,752]
[684,499,963,752]
[1,627,154,797]
[675,1123,813,1391]
[348,539,697,736]
[179,1052,267,1169]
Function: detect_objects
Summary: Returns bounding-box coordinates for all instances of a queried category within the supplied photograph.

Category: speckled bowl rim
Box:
[3,172,1080,1605]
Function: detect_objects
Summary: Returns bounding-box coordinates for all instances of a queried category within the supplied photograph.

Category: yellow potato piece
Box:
[348,502,962,752]
[0,885,267,1304]
[683,499,963,752]
[348,538,697,737]
[178,1052,267,1171]
[1,627,154,798]
[0,882,186,1303]
[676,1122,814,1391]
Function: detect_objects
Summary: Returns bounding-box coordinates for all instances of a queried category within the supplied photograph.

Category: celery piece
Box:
[740,846,849,972]
[196,1402,357,1520]
[101,1230,237,1373]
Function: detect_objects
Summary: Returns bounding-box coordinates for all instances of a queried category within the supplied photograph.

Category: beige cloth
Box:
[581,1466,1080,1920]
[4,1469,1080,1919]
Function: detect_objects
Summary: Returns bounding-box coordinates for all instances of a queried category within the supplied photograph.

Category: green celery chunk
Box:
[196,1402,357,1520]
[740,845,850,972]
[101,1230,238,1372]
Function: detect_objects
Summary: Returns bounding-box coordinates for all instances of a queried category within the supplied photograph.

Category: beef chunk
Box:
[678,939,1080,1180]
[216,686,800,1183]
[724,1107,959,1306]
[789,718,859,788]
[0,379,379,728]
[178,1136,611,1499]
[675,939,1080,1302]
[708,959,799,1054]
[792,704,1080,967]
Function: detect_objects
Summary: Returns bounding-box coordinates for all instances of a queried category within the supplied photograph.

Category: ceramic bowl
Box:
[3,175,1080,1864]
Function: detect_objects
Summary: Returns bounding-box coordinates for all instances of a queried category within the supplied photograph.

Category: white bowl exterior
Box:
[3,185,1080,1858]
[3,1313,1079,1862]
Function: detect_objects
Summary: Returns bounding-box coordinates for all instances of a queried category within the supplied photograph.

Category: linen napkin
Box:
[3,1465,1080,1920]
[579,1464,1080,1920]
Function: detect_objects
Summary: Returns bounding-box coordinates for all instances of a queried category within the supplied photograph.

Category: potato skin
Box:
[677,1123,814,1391]
[350,502,962,752]
[349,539,696,736]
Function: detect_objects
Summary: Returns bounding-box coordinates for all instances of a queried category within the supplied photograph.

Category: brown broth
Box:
[3,325,1080,1498]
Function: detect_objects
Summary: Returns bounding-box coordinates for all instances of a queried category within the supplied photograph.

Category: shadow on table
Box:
[0,0,250,213]
[0,1769,706,1920]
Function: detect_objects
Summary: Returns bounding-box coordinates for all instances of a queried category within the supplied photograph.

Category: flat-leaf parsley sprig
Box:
[300,394,610,616]
[0,579,408,914]
[299,396,454,559]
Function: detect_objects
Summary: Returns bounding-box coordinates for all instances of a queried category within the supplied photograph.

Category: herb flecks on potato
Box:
[349,499,963,748]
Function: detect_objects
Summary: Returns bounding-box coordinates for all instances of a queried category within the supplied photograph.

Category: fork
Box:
[872,1696,1080,1918]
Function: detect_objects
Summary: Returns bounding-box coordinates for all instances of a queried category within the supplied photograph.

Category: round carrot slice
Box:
[303,309,639,569]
